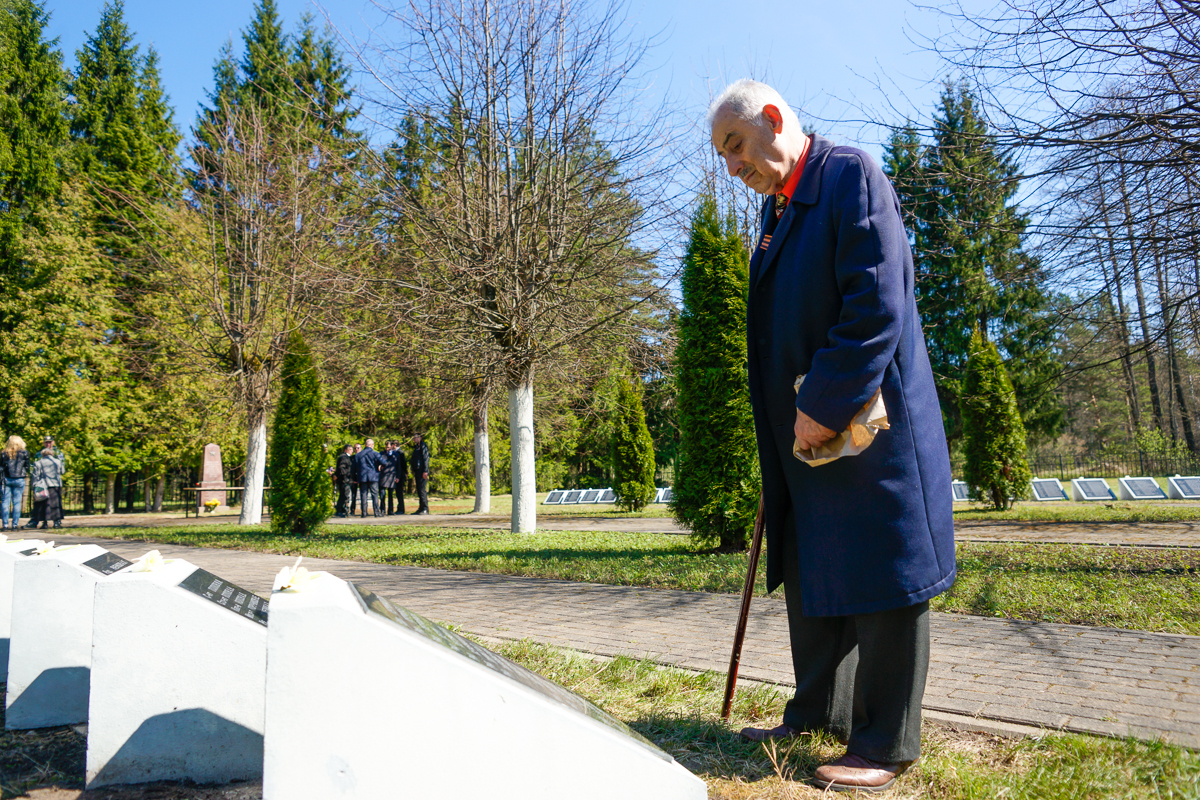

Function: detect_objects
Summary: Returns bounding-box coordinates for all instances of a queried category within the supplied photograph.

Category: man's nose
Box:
[724,156,740,177]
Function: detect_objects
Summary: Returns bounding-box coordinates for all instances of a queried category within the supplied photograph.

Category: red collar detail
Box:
[777,136,811,206]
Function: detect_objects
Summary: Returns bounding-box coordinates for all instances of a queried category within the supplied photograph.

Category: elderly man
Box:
[708,80,955,793]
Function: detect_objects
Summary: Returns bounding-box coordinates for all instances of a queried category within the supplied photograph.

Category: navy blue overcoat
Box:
[748,134,956,617]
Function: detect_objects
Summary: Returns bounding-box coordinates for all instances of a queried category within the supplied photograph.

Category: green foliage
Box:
[269,332,331,534]
[962,328,1032,509]
[884,81,1063,446]
[672,195,760,550]
[612,376,656,512]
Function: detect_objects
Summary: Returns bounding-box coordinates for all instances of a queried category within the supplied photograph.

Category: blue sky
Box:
[43,0,978,163]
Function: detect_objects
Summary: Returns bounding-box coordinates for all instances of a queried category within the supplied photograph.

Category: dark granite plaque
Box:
[579,490,600,503]
[1172,477,1200,498]
[562,490,582,504]
[597,489,616,503]
[17,547,38,557]
[349,583,671,762]
[1031,480,1065,501]
[660,488,674,503]
[951,482,969,501]
[178,568,268,626]
[1076,479,1112,500]
[1123,478,1164,499]
[82,551,134,576]
[543,490,564,505]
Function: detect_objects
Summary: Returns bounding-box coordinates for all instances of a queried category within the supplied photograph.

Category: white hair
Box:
[706,79,801,132]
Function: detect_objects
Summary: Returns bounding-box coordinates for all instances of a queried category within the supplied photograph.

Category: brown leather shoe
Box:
[739,722,800,743]
[811,752,913,793]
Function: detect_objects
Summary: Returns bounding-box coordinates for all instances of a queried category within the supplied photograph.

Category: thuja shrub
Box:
[612,376,656,512]
[962,327,1031,510]
[269,332,332,534]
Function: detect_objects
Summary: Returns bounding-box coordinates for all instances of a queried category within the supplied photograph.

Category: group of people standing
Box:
[1,435,67,531]
[333,435,431,518]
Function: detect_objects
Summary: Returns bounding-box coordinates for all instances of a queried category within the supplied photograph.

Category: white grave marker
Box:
[1070,478,1114,502]
[1030,478,1067,501]
[6,544,135,729]
[542,490,565,505]
[951,480,969,502]
[87,554,268,788]
[263,572,706,800]
[0,537,47,683]
[1168,475,1200,500]
[1117,476,1167,501]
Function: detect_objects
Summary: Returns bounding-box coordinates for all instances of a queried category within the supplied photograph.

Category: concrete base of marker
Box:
[263,573,706,800]
[6,544,131,729]
[0,539,47,684]
[86,559,267,788]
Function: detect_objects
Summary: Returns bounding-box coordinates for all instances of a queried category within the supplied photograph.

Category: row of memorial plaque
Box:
[951,475,1200,503]
[543,487,674,505]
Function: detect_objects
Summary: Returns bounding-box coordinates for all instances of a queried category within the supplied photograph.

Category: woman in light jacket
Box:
[0,436,29,531]
[28,444,65,530]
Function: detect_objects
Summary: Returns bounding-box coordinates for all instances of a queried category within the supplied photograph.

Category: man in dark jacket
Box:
[355,438,384,518]
[408,435,431,515]
[378,440,406,515]
[709,80,955,793]
[334,444,354,517]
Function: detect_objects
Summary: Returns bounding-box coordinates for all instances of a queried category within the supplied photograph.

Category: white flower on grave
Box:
[0,533,7,545]
[34,542,55,555]
[130,550,168,572]
[273,556,322,593]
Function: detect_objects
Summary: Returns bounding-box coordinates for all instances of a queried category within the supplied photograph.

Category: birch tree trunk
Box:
[508,374,535,533]
[104,473,116,515]
[153,475,165,513]
[240,408,268,525]
[473,403,491,514]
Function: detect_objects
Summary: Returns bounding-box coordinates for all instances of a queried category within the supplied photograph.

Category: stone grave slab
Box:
[1030,478,1067,501]
[579,489,601,503]
[562,489,582,504]
[597,488,616,503]
[6,544,135,729]
[951,480,969,502]
[1167,475,1200,500]
[1070,478,1114,502]
[660,487,674,503]
[0,537,47,683]
[262,572,706,800]
[87,556,268,788]
[1117,476,1166,501]
[542,490,565,505]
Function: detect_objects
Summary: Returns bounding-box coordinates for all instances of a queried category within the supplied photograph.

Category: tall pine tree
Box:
[884,81,1062,446]
[672,195,760,551]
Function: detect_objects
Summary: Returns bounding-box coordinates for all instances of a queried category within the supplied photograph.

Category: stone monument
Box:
[263,571,706,800]
[87,557,268,788]
[0,537,47,682]
[198,443,228,512]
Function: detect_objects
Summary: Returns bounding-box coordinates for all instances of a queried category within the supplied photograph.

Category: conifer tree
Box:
[672,195,760,551]
[612,376,656,512]
[962,327,1031,510]
[884,81,1062,444]
[270,332,331,534]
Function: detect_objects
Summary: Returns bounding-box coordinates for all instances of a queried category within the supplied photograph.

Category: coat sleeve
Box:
[794,153,907,432]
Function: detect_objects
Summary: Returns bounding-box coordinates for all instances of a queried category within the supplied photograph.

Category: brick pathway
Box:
[51,533,1200,749]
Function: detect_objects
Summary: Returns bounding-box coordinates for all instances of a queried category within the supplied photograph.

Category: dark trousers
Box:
[359,481,380,516]
[336,481,350,515]
[349,483,358,514]
[414,474,429,512]
[779,517,928,763]
[381,485,404,515]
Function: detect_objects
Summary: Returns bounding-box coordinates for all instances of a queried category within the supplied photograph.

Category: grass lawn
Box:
[5,642,1196,798]
[80,524,1200,634]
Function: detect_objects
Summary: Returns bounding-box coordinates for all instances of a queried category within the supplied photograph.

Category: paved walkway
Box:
[53,511,1200,547]
[50,532,1200,749]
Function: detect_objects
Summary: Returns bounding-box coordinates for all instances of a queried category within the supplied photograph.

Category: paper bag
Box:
[792,375,889,467]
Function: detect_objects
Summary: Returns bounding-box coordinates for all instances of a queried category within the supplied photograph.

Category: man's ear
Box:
[762,104,784,134]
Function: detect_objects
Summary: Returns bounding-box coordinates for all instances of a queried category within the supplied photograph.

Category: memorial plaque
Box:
[1031,479,1066,501]
[543,490,565,505]
[1072,478,1113,501]
[660,488,674,503]
[951,481,969,501]
[1119,477,1165,500]
[1169,476,1200,499]
[82,552,134,576]
[178,569,268,626]
[350,583,667,760]
[17,547,37,557]
[597,488,616,503]
[562,490,582,504]
[579,490,600,503]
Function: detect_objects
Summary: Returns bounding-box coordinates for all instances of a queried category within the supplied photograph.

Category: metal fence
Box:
[16,466,254,517]
[951,450,1200,481]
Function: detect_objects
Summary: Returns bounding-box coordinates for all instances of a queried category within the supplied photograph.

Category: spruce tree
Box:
[672,195,760,551]
[611,376,656,512]
[884,81,1062,444]
[270,332,331,534]
[962,327,1031,510]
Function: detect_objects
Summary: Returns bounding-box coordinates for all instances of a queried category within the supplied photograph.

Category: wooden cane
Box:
[721,492,766,720]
